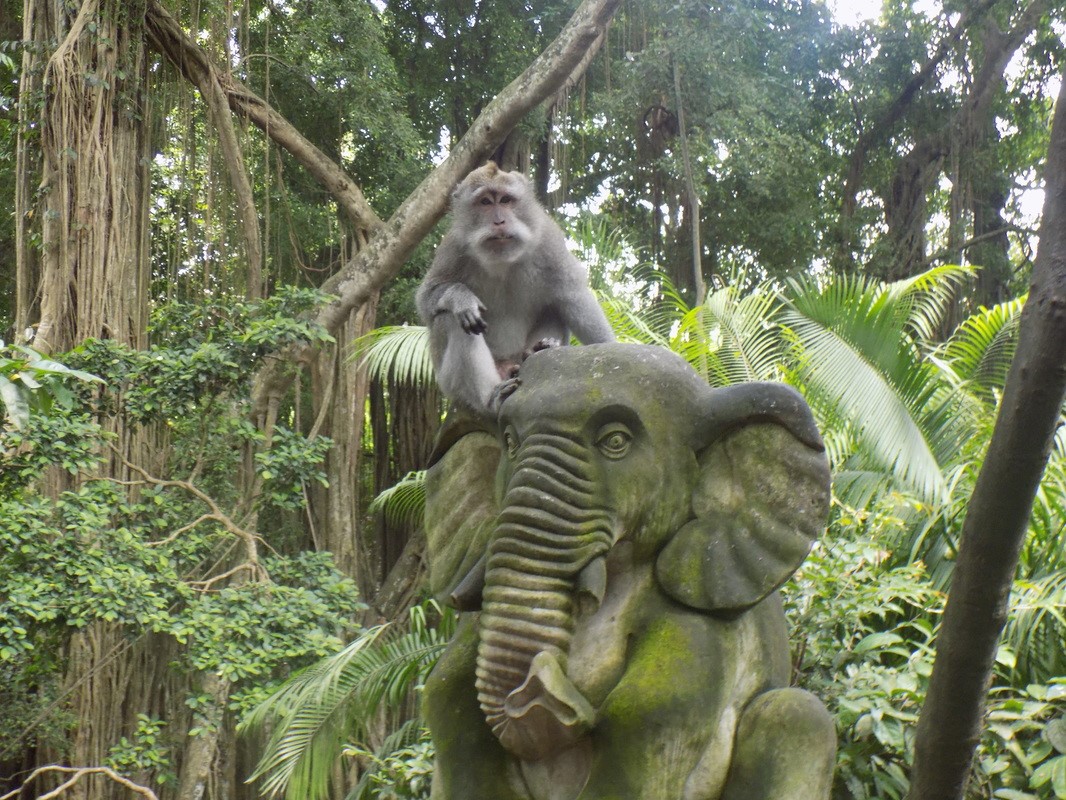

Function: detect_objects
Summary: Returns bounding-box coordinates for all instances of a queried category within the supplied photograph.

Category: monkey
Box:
[416,162,615,412]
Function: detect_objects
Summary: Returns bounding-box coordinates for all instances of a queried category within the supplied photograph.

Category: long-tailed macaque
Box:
[416,162,615,411]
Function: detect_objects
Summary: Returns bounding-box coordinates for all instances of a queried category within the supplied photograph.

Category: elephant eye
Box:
[595,423,632,459]
[504,426,520,459]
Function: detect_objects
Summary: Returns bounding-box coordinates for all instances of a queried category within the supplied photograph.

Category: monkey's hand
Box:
[433,286,488,335]
[457,302,488,335]
[489,377,521,411]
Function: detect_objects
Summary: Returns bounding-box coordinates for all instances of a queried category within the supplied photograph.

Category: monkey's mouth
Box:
[485,234,515,242]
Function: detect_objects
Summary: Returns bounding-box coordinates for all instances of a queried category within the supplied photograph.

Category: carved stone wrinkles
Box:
[476,430,613,760]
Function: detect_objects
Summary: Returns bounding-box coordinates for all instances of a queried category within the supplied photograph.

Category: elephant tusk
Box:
[576,555,607,616]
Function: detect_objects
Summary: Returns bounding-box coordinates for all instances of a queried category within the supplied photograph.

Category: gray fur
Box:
[416,163,614,411]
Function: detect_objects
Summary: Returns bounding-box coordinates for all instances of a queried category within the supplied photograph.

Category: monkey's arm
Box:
[563,285,615,345]
[419,282,487,335]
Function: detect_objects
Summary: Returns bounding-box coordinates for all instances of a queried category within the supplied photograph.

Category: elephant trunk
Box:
[475,431,613,760]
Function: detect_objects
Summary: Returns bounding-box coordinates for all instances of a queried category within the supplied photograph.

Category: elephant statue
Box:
[422,343,835,800]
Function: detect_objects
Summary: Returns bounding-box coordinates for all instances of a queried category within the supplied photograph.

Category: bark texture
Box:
[908,72,1066,800]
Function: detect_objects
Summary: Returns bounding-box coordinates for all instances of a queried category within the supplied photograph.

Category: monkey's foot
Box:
[532,337,562,352]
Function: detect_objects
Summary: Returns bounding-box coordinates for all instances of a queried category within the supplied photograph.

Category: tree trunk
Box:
[908,71,1066,800]
[16,1,154,795]
[309,296,380,583]
[31,0,150,355]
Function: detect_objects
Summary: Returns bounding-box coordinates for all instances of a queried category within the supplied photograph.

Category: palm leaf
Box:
[674,281,784,386]
[1003,571,1066,683]
[885,263,974,345]
[368,471,427,530]
[599,293,678,347]
[941,297,1025,395]
[350,325,434,387]
[781,274,951,505]
[242,602,454,800]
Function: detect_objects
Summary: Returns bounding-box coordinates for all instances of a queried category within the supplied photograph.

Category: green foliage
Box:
[0,343,102,431]
[574,0,836,284]
[368,470,426,531]
[105,714,175,787]
[0,411,105,494]
[0,293,367,764]
[242,601,456,800]
[346,724,434,800]
[790,502,1066,799]
[256,427,333,510]
[171,552,364,693]
[352,325,433,388]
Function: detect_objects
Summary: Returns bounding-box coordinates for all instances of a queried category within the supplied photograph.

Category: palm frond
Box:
[1003,571,1066,683]
[780,297,948,506]
[674,282,783,386]
[241,602,455,800]
[599,283,685,347]
[942,297,1025,395]
[369,471,427,530]
[885,263,974,345]
[350,325,434,387]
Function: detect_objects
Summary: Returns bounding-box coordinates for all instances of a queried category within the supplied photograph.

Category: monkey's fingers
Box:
[458,310,488,335]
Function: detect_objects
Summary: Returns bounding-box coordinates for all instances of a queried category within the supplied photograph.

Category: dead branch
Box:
[0,766,159,800]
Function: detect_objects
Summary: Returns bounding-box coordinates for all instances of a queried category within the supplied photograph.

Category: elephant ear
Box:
[655,420,830,615]
[424,411,501,609]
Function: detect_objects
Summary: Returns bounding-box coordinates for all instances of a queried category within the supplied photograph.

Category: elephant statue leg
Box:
[719,688,836,800]
[424,615,528,800]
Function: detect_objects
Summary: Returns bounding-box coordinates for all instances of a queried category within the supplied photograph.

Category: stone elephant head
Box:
[423,343,835,800]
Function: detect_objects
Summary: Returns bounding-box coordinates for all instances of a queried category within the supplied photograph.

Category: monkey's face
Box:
[458,174,537,268]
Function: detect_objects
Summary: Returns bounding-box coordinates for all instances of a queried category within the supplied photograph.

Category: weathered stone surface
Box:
[423,343,836,800]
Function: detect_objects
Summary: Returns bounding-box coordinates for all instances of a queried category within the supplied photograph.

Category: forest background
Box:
[1,0,1065,798]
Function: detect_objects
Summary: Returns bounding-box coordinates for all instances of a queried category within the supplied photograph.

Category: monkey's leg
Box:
[718,688,836,800]
[435,314,503,410]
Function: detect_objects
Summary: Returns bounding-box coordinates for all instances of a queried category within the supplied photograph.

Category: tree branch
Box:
[144,0,382,235]
[839,0,999,226]
[908,70,1066,800]
[249,0,621,412]
[1,766,159,800]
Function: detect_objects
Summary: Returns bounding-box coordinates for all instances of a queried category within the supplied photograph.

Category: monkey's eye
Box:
[479,196,493,206]
[499,194,514,204]
[595,423,632,460]
[504,426,520,459]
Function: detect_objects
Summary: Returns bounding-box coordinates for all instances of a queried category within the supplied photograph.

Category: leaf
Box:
[781,272,956,505]
[1049,718,1066,755]
[350,325,433,387]
[854,631,904,655]
[0,374,30,429]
